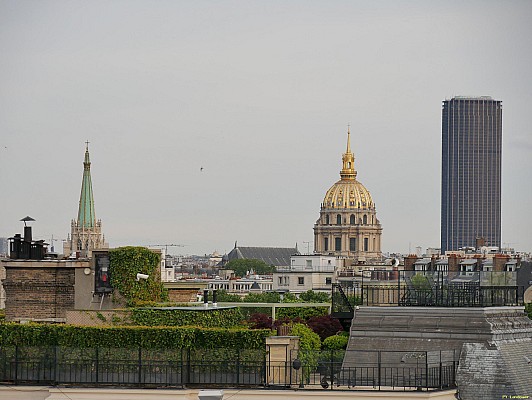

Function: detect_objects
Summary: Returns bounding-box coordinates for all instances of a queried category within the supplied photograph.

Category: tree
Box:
[243,292,281,303]
[225,259,275,277]
[299,290,330,303]
[215,289,242,302]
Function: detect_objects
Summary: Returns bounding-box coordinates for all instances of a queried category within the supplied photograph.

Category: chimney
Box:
[493,254,509,272]
[448,254,460,274]
[404,254,419,271]
[24,226,32,242]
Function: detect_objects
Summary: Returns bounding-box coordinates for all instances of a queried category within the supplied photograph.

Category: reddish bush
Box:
[306,315,344,341]
[247,313,273,329]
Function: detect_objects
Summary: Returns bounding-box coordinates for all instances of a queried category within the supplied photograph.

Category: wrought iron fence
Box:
[332,270,524,314]
[0,346,456,392]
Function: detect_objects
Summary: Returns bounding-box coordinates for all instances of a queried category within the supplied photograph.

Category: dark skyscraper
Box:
[441,96,502,254]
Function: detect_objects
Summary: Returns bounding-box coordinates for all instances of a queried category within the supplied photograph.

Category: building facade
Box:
[63,143,108,257]
[441,97,502,253]
[273,254,337,294]
[313,128,382,262]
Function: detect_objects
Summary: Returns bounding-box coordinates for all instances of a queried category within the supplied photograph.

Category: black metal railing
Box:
[282,349,457,391]
[0,346,456,391]
[332,271,523,314]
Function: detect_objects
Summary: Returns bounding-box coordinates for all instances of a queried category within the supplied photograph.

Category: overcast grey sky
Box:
[1,0,531,256]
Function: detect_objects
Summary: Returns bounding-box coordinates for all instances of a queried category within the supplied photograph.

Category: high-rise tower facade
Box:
[63,143,108,257]
[314,128,382,261]
[441,96,502,253]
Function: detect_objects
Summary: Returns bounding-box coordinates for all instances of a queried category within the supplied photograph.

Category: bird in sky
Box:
[200,167,204,172]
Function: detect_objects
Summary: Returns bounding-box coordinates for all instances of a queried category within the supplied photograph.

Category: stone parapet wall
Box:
[343,306,532,400]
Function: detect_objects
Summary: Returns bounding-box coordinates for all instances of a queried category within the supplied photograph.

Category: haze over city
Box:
[1,0,531,256]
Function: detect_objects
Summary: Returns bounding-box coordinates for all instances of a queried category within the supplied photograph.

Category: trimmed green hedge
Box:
[131,307,244,328]
[0,323,270,350]
[276,306,328,320]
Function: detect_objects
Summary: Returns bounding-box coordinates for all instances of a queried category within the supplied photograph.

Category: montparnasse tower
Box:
[63,142,108,257]
[313,128,382,262]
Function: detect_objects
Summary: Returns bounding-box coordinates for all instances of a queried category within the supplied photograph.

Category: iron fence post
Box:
[378,350,381,390]
[95,347,99,385]
[14,345,18,384]
[439,350,442,389]
[186,348,191,386]
[53,346,58,385]
[262,351,266,387]
[330,350,334,390]
[138,347,142,385]
[236,348,240,385]
[425,351,428,391]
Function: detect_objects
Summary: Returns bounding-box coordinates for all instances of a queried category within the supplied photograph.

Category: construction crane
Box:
[148,244,185,254]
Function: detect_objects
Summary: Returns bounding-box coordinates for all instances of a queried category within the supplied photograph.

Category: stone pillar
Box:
[265,336,300,386]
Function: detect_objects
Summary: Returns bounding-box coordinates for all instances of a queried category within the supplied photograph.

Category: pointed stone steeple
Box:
[63,142,108,257]
[77,141,96,228]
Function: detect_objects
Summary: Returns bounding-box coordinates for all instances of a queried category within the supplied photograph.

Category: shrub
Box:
[247,313,273,329]
[290,323,321,352]
[290,323,321,382]
[276,306,328,320]
[306,315,343,341]
[131,307,244,328]
[525,303,532,320]
[0,323,270,350]
[323,334,349,350]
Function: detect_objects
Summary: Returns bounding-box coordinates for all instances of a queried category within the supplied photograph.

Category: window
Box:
[336,214,342,225]
[363,214,367,224]
[364,238,369,252]
[325,277,332,285]
[278,276,289,286]
[325,215,330,224]
[350,238,356,252]
[306,260,312,268]
[298,277,305,285]
[324,238,329,251]
[350,214,355,225]
[335,238,341,251]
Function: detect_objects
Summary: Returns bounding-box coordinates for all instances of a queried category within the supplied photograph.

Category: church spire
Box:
[77,141,96,228]
[340,126,357,180]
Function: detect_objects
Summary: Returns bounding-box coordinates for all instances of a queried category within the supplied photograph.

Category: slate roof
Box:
[226,246,299,268]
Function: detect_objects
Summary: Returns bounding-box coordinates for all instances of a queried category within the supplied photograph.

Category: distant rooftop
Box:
[444,96,497,101]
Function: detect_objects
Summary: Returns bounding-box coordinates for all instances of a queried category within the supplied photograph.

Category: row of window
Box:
[324,237,370,252]
[278,276,332,286]
[324,214,373,225]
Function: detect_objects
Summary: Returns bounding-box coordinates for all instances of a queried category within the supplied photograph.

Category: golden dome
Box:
[322,128,375,210]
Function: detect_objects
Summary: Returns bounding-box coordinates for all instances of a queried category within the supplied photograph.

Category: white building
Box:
[272,254,338,294]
